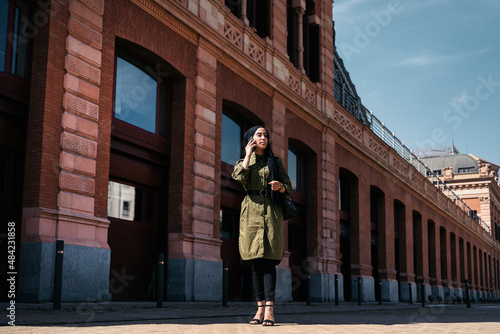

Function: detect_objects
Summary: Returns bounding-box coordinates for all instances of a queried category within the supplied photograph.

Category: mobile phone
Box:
[249,138,256,151]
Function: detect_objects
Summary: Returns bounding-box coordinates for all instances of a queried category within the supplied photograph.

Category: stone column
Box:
[458,236,466,298]
[473,245,478,295]
[241,0,249,25]
[398,205,416,303]
[378,195,398,301]
[306,127,339,302]
[467,241,475,299]
[442,228,452,298]
[350,176,374,302]
[484,252,490,296]
[271,1,288,56]
[477,248,484,297]
[19,0,110,302]
[450,232,460,297]
[167,39,222,301]
[414,214,430,302]
[428,221,443,299]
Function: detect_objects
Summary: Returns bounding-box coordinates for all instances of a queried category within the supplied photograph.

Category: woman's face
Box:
[253,127,268,151]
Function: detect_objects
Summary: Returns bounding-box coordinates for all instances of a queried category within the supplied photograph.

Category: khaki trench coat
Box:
[232,153,292,262]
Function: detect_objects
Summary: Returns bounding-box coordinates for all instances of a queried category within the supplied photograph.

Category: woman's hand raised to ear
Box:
[245,138,257,157]
[242,139,256,170]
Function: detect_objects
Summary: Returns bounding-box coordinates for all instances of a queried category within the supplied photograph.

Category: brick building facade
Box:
[1,0,499,303]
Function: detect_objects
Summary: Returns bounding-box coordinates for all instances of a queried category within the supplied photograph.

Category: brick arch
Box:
[285,137,318,301]
[114,0,197,77]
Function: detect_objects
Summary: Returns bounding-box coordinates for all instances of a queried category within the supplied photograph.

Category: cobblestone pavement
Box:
[3,302,500,333]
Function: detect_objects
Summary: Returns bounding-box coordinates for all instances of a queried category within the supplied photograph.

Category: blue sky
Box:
[333,0,500,165]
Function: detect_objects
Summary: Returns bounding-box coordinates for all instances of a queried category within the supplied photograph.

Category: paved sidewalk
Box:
[3,301,500,333]
[6,300,418,326]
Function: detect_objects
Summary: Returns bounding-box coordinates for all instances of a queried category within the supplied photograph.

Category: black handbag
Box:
[273,156,298,220]
[280,194,298,220]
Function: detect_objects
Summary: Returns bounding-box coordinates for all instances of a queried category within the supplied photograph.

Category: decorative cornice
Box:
[199,36,223,58]
[138,0,199,45]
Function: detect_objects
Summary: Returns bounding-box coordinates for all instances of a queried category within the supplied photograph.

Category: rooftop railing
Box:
[369,110,490,233]
[334,81,491,234]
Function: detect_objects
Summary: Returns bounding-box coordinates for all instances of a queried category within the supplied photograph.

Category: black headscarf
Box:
[243,126,280,204]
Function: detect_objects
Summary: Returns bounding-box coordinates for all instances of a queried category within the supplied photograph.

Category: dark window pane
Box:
[339,176,350,213]
[0,0,9,72]
[115,57,158,133]
[288,149,297,190]
[11,1,29,78]
[222,113,242,165]
[0,154,6,195]
[225,0,240,17]
[220,209,235,239]
[134,188,143,222]
[11,6,19,73]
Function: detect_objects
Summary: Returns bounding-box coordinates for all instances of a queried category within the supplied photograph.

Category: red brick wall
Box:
[23,0,68,210]
[217,63,273,125]
[94,0,115,218]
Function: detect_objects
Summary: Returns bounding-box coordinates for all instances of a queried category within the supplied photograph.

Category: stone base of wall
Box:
[399,282,417,303]
[352,276,375,302]
[18,242,110,302]
[381,279,399,302]
[431,285,444,301]
[276,267,292,302]
[167,258,222,301]
[416,283,433,303]
[309,273,342,302]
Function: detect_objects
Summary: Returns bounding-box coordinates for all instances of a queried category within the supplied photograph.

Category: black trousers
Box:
[251,258,277,302]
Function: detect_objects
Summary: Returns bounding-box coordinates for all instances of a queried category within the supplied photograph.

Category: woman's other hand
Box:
[268,180,285,193]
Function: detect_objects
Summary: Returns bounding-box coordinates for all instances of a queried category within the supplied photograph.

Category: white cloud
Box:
[395,48,490,67]
[334,0,369,16]
[396,54,449,66]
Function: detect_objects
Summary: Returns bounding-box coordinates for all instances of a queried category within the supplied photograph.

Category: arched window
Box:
[221,112,243,165]
[288,146,305,192]
[108,45,175,301]
[114,52,169,136]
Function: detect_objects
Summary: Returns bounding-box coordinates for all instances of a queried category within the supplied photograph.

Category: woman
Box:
[231,126,292,326]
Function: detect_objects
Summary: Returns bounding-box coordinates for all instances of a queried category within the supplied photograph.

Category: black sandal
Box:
[262,303,275,326]
[250,304,265,325]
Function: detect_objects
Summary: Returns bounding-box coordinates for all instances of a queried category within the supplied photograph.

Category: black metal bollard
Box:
[156,253,164,308]
[409,283,413,304]
[465,279,471,308]
[335,274,339,306]
[358,277,362,306]
[53,240,64,310]
[421,283,425,307]
[222,261,228,307]
[306,272,311,306]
